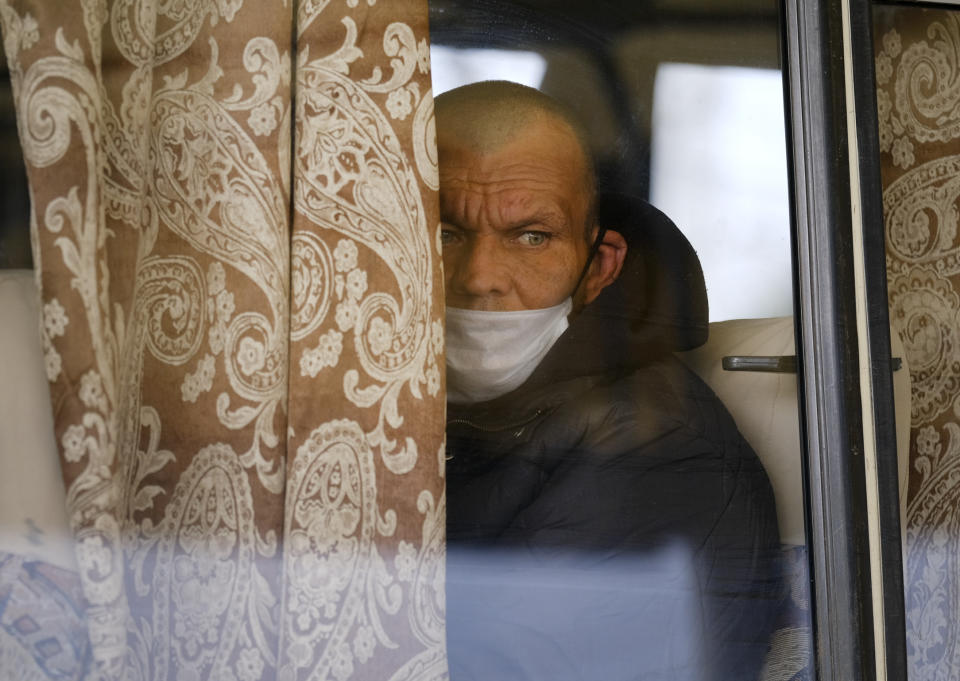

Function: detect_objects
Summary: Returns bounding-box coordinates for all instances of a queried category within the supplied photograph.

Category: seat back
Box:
[679,316,911,545]
[0,269,76,571]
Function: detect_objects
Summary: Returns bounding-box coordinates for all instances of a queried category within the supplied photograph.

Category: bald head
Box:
[435,81,597,238]
[435,81,587,152]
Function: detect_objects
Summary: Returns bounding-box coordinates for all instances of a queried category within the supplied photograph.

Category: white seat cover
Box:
[680,316,911,546]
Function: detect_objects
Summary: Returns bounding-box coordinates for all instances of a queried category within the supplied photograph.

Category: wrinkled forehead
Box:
[439,115,592,203]
[438,131,591,233]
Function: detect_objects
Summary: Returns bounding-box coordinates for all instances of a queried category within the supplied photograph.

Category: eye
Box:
[517,231,550,247]
[440,228,459,246]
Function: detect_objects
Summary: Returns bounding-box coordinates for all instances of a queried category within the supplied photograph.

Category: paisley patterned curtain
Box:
[874,7,960,680]
[0,0,445,679]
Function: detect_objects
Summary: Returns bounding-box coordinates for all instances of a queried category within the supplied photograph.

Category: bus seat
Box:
[0,268,87,681]
[0,269,75,571]
[679,315,911,681]
[678,315,911,547]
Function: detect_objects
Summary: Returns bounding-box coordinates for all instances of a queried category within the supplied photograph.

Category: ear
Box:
[582,228,627,305]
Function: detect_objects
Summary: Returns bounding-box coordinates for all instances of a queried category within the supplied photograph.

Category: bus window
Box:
[430,2,812,678]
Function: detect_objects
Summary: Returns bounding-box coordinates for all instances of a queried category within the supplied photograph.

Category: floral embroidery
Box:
[892,136,915,169]
[331,643,355,681]
[216,289,236,323]
[76,535,112,584]
[237,337,266,376]
[207,262,226,296]
[43,298,69,338]
[19,13,38,51]
[44,348,62,382]
[430,319,443,357]
[417,39,430,74]
[394,540,416,582]
[334,239,358,273]
[425,363,440,397]
[335,300,359,332]
[61,424,87,462]
[367,317,393,356]
[345,269,367,300]
[236,647,265,681]
[883,28,901,58]
[79,370,108,412]
[248,101,278,136]
[208,322,226,354]
[181,354,216,403]
[352,625,376,664]
[300,330,343,377]
[876,52,893,85]
[917,425,941,460]
[386,87,413,120]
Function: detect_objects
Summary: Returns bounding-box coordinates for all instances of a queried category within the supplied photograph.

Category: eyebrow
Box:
[504,207,569,231]
[438,190,574,234]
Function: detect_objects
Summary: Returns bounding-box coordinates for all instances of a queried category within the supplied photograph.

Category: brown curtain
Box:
[874,6,960,679]
[0,0,445,679]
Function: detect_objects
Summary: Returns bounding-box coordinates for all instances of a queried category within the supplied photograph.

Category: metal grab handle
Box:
[722,355,903,374]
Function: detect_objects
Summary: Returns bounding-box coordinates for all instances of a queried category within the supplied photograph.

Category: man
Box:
[439,81,781,681]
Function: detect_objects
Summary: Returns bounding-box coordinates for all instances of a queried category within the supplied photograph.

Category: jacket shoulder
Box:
[540,354,750,464]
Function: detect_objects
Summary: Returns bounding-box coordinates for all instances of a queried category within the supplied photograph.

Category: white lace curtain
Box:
[0,1,446,679]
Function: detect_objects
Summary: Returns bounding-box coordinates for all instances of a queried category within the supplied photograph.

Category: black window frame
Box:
[784,0,907,678]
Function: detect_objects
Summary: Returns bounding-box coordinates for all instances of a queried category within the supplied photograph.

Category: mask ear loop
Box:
[571,225,608,300]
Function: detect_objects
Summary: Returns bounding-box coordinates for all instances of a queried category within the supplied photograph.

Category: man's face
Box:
[439,117,592,312]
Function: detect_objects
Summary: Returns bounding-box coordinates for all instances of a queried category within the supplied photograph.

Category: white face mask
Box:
[445,298,572,404]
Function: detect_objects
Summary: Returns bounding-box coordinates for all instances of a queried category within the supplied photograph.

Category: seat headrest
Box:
[587,193,709,353]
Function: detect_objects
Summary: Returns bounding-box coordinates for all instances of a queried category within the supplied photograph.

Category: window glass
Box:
[430,1,812,679]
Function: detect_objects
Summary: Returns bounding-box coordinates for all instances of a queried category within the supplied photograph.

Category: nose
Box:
[447,235,511,304]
